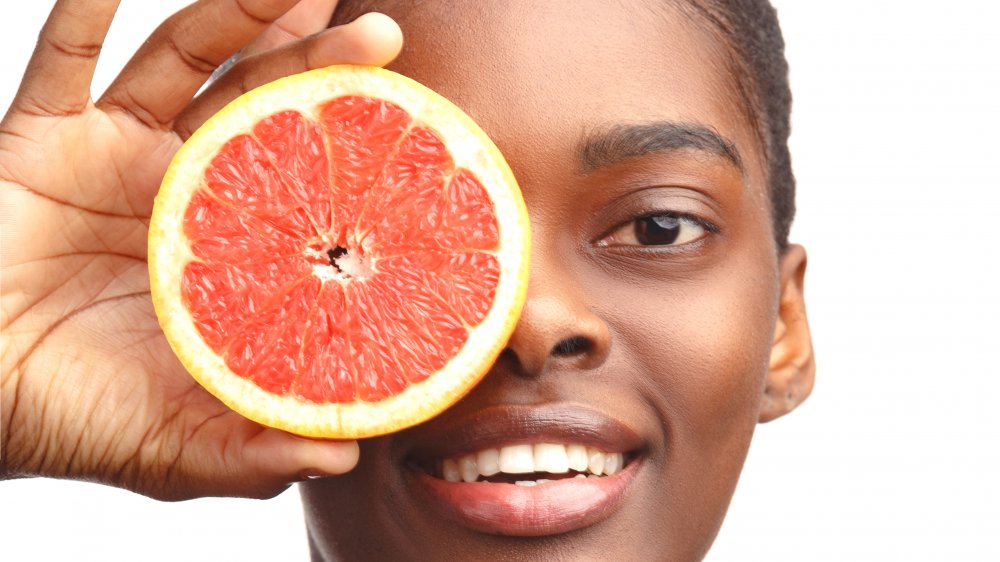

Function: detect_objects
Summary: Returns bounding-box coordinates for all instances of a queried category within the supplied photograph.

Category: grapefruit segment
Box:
[442,170,501,250]
[205,135,299,217]
[181,257,309,349]
[253,110,333,232]
[321,96,412,242]
[295,284,356,404]
[356,126,455,252]
[184,191,308,263]
[149,66,530,438]
[378,252,500,327]
[224,277,321,395]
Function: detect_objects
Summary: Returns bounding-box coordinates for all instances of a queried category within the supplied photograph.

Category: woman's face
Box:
[302,1,787,559]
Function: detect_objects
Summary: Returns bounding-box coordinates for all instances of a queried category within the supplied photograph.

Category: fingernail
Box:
[298,468,333,481]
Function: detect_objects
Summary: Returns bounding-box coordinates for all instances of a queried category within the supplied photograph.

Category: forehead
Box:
[339,0,763,189]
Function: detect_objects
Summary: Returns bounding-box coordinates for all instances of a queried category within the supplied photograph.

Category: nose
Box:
[502,247,611,377]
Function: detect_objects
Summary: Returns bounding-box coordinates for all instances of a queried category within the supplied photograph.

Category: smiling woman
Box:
[1,0,812,559]
[294,1,813,559]
[5,0,1000,561]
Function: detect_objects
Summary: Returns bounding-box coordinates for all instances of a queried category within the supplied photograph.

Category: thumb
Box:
[175,12,403,139]
[246,428,360,484]
[159,417,360,500]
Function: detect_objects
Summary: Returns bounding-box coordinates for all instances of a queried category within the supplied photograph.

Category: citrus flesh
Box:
[149,66,529,438]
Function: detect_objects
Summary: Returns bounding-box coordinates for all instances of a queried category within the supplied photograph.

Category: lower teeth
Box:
[432,463,620,483]
[496,473,597,486]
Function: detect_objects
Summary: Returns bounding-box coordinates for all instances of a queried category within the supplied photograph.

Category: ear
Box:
[759,244,816,423]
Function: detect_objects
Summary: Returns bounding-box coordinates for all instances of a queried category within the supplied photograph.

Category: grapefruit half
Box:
[149,66,529,438]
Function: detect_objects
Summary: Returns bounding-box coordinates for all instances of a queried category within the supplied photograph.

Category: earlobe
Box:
[759,244,816,423]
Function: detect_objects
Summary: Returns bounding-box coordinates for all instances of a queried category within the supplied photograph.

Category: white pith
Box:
[438,443,627,484]
[148,66,530,438]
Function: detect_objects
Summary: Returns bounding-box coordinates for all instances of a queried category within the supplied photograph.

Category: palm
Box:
[1,0,399,499]
[2,100,255,498]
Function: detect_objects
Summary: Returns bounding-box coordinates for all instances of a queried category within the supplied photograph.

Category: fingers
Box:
[174,12,402,138]
[241,0,340,57]
[218,428,360,499]
[159,418,360,501]
[247,430,361,486]
[97,0,307,128]
[13,0,122,116]
[205,0,340,84]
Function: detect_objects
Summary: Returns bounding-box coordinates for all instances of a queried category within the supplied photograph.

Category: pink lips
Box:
[404,404,644,536]
[412,459,639,536]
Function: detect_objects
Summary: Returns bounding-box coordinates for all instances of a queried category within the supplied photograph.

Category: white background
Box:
[2,1,999,560]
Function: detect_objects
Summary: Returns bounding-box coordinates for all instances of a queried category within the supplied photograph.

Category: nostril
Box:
[497,348,519,364]
[551,336,592,357]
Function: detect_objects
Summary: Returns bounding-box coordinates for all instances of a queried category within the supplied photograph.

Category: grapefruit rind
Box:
[149,65,529,438]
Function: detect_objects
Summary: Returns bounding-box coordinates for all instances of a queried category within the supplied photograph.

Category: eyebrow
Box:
[577,121,744,174]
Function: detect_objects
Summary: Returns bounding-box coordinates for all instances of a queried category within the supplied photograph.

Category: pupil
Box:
[636,215,681,245]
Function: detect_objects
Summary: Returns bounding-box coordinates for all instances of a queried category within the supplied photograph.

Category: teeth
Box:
[438,444,628,482]
[459,454,478,482]
[476,449,500,477]
[512,478,557,486]
[604,453,623,475]
[533,443,570,473]
[587,447,605,475]
[442,458,460,483]
[567,444,589,472]
[498,444,535,473]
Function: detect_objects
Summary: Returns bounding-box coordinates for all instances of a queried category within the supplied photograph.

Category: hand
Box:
[0,0,402,501]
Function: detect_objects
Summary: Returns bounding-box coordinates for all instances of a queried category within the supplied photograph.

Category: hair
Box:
[331,0,795,251]
[676,0,795,252]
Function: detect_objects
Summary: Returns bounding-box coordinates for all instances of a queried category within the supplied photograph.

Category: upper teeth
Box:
[440,443,625,483]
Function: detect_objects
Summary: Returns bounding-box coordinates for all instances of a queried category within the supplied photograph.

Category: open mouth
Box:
[424,443,628,485]
[403,404,645,536]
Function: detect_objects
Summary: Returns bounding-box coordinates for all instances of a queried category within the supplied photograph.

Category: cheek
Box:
[665,276,774,431]
[606,259,777,427]
[597,250,778,530]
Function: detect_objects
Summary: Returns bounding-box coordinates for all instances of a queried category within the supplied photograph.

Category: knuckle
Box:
[42,35,102,60]
[163,33,222,76]
[14,94,87,119]
[232,0,286,26]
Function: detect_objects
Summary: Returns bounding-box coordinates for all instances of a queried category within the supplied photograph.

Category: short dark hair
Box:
[332,0,795,251]
[678,0,795,252]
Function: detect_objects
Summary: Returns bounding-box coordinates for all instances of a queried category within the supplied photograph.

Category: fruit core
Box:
[306,242,372,282]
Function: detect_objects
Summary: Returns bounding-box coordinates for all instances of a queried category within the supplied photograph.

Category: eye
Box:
[599,213,708,247]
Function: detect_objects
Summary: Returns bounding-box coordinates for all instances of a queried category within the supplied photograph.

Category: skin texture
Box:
[0,0,814,559]
[301,1,815,560]
[0,0,399,499]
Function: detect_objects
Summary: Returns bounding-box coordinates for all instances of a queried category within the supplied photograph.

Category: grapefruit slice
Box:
[149,66,529,438]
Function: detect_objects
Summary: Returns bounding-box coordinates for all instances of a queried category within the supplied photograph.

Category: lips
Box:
[404,404,645,536]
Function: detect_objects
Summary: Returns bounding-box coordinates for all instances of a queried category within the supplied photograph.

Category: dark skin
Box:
[303,1,815,560]
[1,0,393,498]
[0,0,813,560]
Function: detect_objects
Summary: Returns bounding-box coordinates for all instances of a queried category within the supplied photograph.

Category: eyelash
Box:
[596,211,718,249]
